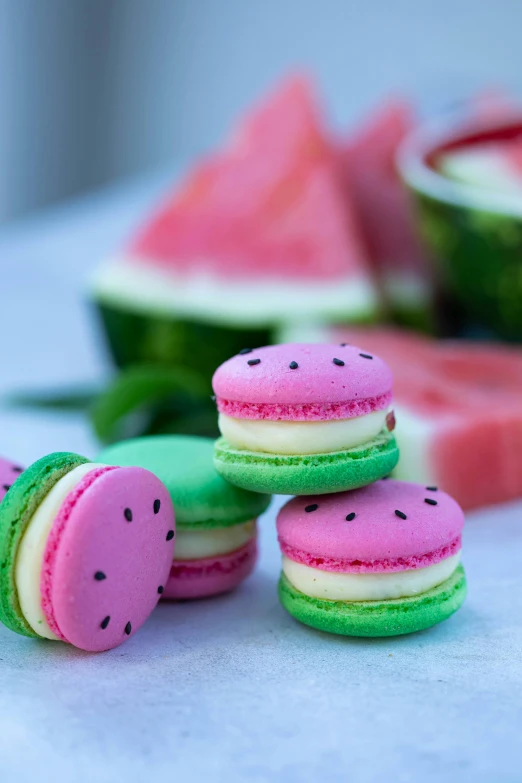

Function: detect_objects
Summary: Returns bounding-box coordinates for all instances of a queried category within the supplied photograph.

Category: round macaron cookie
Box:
[98,435,270,600]
[0,457,24,502]
[0,452,175,651]
[277,479,466,637]
[212,343,398,495]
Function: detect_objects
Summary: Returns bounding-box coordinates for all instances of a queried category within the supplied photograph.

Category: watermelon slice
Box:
[339,101,432,328]
[93,76,379,328]
[296,325,522,511]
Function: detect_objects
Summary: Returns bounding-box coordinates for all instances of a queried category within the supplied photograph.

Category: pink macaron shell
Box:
[0,457,24,501]
[162,538,257,600]
[277,479,464,574]
[41,466,175,652]
[212,343,393,421]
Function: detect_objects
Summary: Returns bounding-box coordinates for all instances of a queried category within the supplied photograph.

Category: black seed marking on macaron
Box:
[124,622,132,635]
[124,507,133,522]
[100,616,110,629]
[394,510,407,520]
[166,530,175,541]
[381,476,390,480]
[153,499,161,514]
[305,504,319,513]
[426,486,438,492]
[289,361,299,370]
[239,348,253,355]
[94,571,106,581]
[333,358,345,366]
[157,586,164,594]
[2,484,11,492]
[359,353,373,360]
[12,466,23,473]
[424,498,438,506]
[340,343,349,346]
[345,512,356,521]
[247,358,261,366]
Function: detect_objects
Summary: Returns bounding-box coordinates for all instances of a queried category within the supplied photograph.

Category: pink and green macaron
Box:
[0,452,175,651]
[213,343,398,495]
[99,435,270,600]
[277,479,466,637]
[0,457,24,502]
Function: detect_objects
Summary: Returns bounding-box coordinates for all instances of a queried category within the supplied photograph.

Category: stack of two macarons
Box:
[211,343,467,636]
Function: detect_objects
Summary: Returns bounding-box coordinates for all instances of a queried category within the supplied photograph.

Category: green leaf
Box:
[4,386,99,412]
[91,365,210,444]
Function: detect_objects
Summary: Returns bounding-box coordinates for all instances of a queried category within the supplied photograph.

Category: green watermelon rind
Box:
[407,187,522,340]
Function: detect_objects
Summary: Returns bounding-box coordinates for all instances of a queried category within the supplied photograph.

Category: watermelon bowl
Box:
[398,111,522,341]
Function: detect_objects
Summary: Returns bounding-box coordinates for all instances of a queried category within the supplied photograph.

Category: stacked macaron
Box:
[212,343,467,636]
[0,452,175,651]
[98,435,270,600]
[213,343,399,496]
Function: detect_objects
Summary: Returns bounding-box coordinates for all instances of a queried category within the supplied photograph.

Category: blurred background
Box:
[1,0,521,222]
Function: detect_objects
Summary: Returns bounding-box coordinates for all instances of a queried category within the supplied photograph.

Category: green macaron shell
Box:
[213,431,399,495]
[0,452,90,638]
[98,435,270,529]
[278,565,467,637]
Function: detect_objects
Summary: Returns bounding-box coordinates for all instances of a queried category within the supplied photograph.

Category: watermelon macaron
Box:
[99,435,270,600]
[213,343,399,495]
[0,457,24,502]
[277,479,466,637]
[0,452,175,651]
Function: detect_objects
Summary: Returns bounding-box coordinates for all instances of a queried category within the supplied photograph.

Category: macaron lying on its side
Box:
[0,452,175,651]
[212,343,399,495]
[99,435,270,599]
[277,479,466,637]
[0,457,24,502]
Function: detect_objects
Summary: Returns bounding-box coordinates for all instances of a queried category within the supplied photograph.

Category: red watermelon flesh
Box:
[129,77,373,282]
[330,326,522,510]
[340,101,431,282]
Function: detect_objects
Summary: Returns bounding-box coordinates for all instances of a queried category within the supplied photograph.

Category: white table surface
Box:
[0,177,521,783]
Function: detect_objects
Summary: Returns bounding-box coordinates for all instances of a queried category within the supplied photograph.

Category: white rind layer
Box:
[218,410,388,455]
[441,149,522,198]
[391,404,436,486]
[15,463,107,640]
[175,521,256,560]
[91,258,379,326]
[282,553,461,602]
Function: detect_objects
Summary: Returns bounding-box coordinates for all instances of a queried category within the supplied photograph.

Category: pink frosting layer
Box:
[41,466,116,642]
[277,479,465,570]
[41,466,175,652]
[216,391,392,421]
[163,538,257,600]
[0,456,24,502]
[280,535,461,574]
[212,343,393,420]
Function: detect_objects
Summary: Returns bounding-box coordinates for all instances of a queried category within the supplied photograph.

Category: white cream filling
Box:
[282,552,460,602]
[175,520,256,561]
[91,259,379,326]
[15,463,107,640]
[218,410,388,455]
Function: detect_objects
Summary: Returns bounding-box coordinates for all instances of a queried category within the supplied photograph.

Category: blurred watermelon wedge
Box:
[93,76,379,331]
[327,326,522,511]
[339,101,433,330]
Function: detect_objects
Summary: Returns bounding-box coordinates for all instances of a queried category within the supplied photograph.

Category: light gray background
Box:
[0,179,521,782]
[1,0,522,219]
